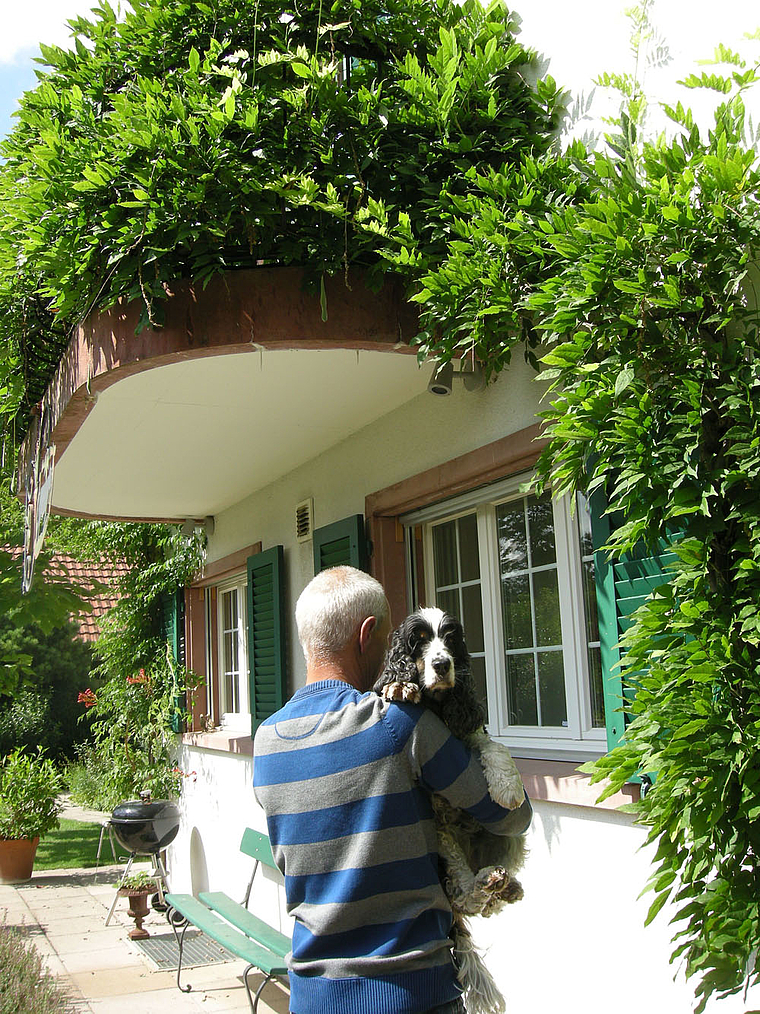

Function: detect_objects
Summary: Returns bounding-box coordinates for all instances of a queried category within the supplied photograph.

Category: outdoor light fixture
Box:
[427,358,485,396]
[179,516,215,537]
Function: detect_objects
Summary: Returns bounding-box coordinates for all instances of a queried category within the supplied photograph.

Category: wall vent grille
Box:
[296,498,314,543]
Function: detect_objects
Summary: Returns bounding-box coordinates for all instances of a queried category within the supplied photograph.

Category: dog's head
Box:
[393,607,467,695]
[376,607,485,738]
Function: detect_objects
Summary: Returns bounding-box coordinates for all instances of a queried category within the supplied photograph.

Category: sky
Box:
[0,1,97,140]
[0,1,758,143]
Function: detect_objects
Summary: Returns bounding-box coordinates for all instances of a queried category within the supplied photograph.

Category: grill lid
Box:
[112,799,179,822]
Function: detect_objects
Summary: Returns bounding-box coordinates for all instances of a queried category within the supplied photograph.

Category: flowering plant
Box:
[77,688,97,708]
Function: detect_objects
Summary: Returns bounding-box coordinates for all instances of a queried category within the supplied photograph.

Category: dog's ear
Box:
[439,666,486,739]
[373,626,420,693]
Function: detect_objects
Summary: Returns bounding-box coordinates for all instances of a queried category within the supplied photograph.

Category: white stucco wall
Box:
[207,352,543,691]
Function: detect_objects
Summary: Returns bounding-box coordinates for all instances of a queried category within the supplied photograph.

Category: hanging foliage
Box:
[0,0,561,435]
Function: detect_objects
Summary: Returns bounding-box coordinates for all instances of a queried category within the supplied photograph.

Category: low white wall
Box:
[480,799,760,1013]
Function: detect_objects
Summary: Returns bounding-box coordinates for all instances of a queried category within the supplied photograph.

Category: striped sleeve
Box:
[384,703,532,836]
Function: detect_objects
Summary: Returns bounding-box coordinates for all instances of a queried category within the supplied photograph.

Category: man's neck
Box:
[305,655,368,693]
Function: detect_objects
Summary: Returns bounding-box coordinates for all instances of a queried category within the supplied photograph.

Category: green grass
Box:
[34,819,105,871]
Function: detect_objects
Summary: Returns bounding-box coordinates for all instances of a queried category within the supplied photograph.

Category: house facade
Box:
[16,2,760,1010]
[22,258,756,1012]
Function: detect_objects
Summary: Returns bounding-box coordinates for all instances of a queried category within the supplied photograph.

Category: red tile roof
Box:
[45,555,129,642]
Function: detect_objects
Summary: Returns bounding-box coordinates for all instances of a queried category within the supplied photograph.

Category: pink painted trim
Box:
[181,731,254,756]
[516,758,640,809]
[26,267,418,475]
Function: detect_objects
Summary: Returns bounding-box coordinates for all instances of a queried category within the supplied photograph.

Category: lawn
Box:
[34,819,106,871]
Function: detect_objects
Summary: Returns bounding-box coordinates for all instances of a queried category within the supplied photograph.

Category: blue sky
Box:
[0,2,96,142]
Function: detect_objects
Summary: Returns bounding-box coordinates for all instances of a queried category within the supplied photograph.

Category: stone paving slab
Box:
[0,864,288,1013]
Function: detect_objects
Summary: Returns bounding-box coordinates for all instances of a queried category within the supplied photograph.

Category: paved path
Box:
[0,802,290,1014]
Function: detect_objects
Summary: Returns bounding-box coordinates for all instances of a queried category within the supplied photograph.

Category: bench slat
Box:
[165,894,287,976]
[199,892,289,957]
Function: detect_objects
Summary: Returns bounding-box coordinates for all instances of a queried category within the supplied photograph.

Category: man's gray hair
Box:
[296,566,389,662]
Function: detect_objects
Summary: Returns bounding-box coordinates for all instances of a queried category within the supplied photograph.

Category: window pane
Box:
[501,573,532,649]
[578,493,594,558]
[582,559,599,644]
[458,513,480,583]
[497,501,528,571]
[437,587,459,619]
[527,495,556,567]
[470,656,488,712]
[461,583,484,654]
[221,589,240,714]
[506,653,537,726]
[432,521,458,587]
[588,645,604,728]
[537,651,567,727]
[532,569,561,646]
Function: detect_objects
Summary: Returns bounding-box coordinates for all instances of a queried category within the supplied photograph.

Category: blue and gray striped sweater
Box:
[253,679,531,1014]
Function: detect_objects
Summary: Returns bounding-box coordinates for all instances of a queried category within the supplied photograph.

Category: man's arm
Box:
[386,703,532,836]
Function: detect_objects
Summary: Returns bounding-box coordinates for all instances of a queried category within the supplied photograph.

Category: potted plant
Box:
[115,871,158,939]
[0,748,63,883]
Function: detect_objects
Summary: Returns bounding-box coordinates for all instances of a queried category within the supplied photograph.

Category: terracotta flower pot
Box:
[118,887,153,939]
[0,837,40,884]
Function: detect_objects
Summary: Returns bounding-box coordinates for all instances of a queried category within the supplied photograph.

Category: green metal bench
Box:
[165,828,290,1014]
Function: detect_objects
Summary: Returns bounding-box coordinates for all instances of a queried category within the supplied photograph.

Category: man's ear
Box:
[358,615,377,654]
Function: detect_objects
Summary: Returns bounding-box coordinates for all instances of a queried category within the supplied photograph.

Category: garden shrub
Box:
[371,39,760,1011]
[0,618,95,760]
[0,924,75,1014]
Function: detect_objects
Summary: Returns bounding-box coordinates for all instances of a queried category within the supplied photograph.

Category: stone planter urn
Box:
[118,887,153,939]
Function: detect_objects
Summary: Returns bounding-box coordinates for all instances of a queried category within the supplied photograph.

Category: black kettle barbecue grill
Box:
[105,791,181,926]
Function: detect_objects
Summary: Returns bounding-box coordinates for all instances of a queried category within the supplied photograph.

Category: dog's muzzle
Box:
[426,655,454,691]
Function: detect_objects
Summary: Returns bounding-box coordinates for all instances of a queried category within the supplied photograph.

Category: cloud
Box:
[0,2,110,65]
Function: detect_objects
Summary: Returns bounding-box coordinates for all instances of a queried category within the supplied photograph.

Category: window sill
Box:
[516,758,640,811]
[181,730,253,756]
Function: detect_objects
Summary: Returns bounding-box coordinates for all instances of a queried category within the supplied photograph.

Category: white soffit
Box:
[52,348,428,519]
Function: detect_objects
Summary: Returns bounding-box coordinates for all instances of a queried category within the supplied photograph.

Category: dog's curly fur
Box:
[374,608,528,1014]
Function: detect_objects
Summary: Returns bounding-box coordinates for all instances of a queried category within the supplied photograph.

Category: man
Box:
[253,566,531,1014]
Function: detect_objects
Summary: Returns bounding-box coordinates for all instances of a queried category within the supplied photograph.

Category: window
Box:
[405,473,605,761]
[213,576,250,730]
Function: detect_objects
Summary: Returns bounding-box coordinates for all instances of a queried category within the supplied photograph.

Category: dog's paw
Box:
[490,771,526,811]
[381,681,421,704]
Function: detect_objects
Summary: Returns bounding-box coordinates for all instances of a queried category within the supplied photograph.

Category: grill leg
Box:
[105,853,135,926]
[152,852,169,905]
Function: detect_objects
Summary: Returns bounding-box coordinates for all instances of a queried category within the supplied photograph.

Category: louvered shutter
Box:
[312,515,369,573]
[590,494,674,751]
[159,588,185,665]
[247,546,286,736]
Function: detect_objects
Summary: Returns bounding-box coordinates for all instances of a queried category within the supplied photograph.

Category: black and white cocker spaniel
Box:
[374,607,528,1014]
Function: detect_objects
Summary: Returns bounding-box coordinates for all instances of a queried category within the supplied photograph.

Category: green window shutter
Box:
[158,589,185,666]
[312,514,369,573]
[590,493,674,752]
[247,546,286,737]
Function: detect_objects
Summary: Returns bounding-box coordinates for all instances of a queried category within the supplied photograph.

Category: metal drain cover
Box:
[134,930,232,970]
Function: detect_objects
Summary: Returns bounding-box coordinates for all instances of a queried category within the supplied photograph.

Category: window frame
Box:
[214,572,250,732]
[404,473,607,762]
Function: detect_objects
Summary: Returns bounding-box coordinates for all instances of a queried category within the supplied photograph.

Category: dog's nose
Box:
[432,657,451,676]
